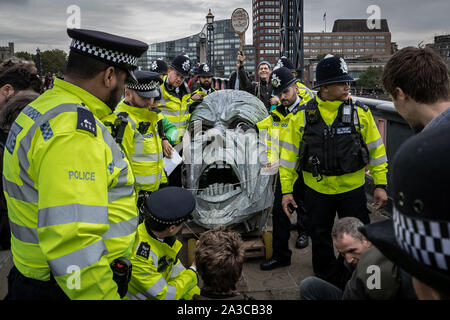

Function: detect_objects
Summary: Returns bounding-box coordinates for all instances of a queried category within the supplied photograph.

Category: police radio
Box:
[110,257,132,298]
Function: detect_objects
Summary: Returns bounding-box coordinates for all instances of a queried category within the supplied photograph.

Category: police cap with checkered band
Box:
[361,123,450,295]
[67,28,148,81]
[126,70,163,98]
[144,187,195,226]
[170,55,191,78]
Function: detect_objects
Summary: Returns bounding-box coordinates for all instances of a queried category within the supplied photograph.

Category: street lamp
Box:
[206,9,215,71]
[36,48,42,77]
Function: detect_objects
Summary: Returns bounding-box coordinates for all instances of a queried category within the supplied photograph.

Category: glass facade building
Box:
[138,19,255,79]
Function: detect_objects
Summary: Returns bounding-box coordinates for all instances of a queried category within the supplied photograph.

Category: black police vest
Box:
[299,99,369,178]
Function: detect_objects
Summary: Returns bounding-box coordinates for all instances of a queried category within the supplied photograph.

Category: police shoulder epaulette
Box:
[354,100,369,112]
[136,241,151,259]
[76,106,97,136]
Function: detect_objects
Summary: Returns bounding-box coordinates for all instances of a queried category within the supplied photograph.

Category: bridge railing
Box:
[352,96,414,217]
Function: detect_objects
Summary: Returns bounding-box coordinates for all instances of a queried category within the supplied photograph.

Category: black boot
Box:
[260,258,291,271]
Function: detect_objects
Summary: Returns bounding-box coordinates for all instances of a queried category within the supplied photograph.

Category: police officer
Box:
[270,56,314,112]
[258,67,310,271]
[102,70,178,222]
[3,28,148,300]
[126,187,200,300]
[150,59,168,80]
[158,54,192,186]
[280,55,388,286]
[186,63,216,113]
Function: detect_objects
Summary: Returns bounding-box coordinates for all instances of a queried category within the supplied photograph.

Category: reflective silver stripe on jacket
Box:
[2,176,37,204]
[135,172,162,184]
[9,220,38,244]
[160,109,189,116]
[38,204,108,228]
[366,137,384,151]
[98,121,135,202]
[279,140,299,154]
[48,240,108,277]
[369,155,388,166]
[164,285,176,300]
[171,120,188,128]
[149,249,158,267]
[102,216,138,239]
[131,152,163,162]
[169,261,185,279]
[280,158,298,169]
[130,276,167,299]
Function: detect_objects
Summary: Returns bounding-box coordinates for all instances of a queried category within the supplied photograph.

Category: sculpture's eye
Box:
[232,120,256,132]
[189,120,213,138]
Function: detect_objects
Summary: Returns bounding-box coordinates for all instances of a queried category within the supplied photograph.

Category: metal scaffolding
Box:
[279,0,304,80]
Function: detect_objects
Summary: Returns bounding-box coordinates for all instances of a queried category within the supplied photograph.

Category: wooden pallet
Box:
[241,238,266,259]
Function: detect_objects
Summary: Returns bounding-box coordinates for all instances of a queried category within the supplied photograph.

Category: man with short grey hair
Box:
[300,217,416,300]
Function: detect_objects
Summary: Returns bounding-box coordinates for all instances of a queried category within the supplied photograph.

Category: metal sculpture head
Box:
[182,90,275,229]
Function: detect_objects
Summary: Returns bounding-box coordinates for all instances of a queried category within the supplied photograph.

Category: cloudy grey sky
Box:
[0,0,449,53]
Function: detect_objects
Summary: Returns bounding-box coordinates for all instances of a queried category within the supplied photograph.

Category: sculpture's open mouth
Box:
[196,162,242,202]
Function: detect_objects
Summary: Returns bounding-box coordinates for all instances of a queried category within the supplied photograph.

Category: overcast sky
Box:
[0,0,448,53]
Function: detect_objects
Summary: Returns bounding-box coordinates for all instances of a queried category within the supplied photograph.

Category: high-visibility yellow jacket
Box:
[296,81,314,104]
[3,78,138,299]
[257,101,305,171]
[279,95,388,195]
[102,100,172,192]
[158,76,191,145]
[125,223,200,300]
[185,87,216,112]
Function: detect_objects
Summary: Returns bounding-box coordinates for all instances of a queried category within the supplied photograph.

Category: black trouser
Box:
[272,175,309,261]
[304,185,370,286]
[5,266,69,300]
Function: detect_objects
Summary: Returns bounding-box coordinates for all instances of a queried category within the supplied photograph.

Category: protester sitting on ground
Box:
[0,92,40,250]
[300,217,417,300]
[193,226,253,300]
[361,124,450,300]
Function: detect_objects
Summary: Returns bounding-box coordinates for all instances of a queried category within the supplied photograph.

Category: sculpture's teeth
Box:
[218,183,224,194]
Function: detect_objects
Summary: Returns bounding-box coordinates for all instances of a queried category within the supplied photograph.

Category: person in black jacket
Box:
[236,51,273,111]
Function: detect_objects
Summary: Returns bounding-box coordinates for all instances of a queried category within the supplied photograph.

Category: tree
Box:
[13,49,67,76]
[356,66,383,89]
[15,51,34,62]
[40,49,67,76]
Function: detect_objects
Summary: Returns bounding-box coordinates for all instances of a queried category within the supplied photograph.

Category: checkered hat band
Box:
[70,39,139,67]
[126,82,159,92]
[393,206,450,272]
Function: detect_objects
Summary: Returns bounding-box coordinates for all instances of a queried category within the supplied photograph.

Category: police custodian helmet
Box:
[313,54,355,89]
